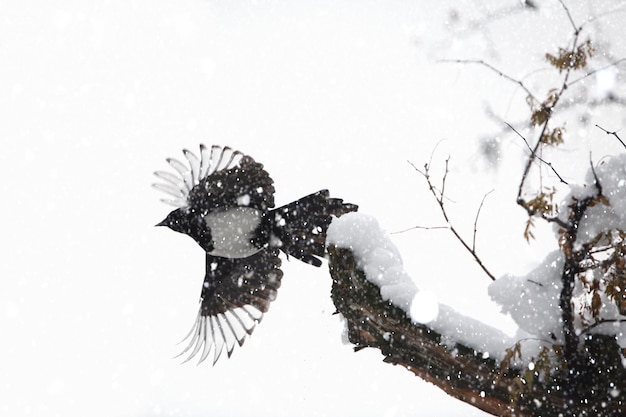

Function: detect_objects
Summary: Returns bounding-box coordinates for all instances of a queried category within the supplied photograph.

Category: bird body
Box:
[154,145,357,364]
[202,206,263,258]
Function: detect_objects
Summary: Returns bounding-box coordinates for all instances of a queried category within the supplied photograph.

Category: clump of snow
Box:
[237,193,251,206]
[327,212,418,313]
[432,304,513,360]
[594,67,617,99]
[328,212,513,360]
[488,250,564,342]
[554,153,626,242]
[410,290,439,324]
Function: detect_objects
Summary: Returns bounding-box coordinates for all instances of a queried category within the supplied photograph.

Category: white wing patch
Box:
[153,145,244,207]
[177,305,264,365]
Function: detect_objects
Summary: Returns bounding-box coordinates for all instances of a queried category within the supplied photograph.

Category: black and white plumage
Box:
[154,145,357,365]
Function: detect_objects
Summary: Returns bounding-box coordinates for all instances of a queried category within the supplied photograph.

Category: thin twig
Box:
[440,158,450,203]
[438,59,539,104]
[505,122,568,186]
[473,189,494,252]
[558,0,580,33]
[505,121,533,154]
[596,124,626,149]
[568,58,626,87]
[589,152,603,195]
[391,225,449,235]
[412,159,496,282]
[581,318,626,334]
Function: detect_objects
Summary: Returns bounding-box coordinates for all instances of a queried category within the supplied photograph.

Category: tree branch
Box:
[438,59,539,104]
[328,244,626,416]
[596,124,626,149]
[558,0,580,34]
[327,246,521,416]
[391,225,448,234]
[328,245,626,417]
[410,159,497,281]
[473,189,494,252]
[505,122,569,186]
[567,58,626,87]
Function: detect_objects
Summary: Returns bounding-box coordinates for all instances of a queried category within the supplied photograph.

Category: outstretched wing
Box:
[177,248,283,365]
[153,145,275,212]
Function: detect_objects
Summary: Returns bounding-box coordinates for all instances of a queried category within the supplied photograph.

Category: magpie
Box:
[154,145,357,365]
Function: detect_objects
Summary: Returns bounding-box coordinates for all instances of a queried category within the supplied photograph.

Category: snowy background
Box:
[2,1,626,416]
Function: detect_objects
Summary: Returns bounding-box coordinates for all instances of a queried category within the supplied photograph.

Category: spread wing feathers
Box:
[177,249,283,365]
[153,145,246,207]
[188,154,275,212]
[153,144,275,212]
[270,190,358,267]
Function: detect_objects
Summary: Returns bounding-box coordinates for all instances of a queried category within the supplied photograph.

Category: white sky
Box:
[2,1,625,416]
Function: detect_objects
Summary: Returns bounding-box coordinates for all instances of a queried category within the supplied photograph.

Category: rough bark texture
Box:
[327,245,626,417]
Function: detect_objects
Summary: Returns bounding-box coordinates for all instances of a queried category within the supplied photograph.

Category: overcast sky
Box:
[2,1,625,416]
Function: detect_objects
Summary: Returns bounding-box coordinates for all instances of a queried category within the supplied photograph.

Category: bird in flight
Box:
[154,145,357,365]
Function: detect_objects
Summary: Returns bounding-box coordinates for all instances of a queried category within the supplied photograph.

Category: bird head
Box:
[156,208,214,252]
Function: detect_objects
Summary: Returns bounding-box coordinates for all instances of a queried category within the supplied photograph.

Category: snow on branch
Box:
[328,212,511,355]
[327,213,527,415]
[327,206,626,415]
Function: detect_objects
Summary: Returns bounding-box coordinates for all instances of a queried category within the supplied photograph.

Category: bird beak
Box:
[155,219,168,227]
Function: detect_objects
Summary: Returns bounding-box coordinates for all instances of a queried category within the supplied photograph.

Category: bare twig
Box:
[589,152,603,195]
[408,159,455,204]
[567,58,626,87]
[438,59,539,104]
[412,158,496,282]
[440,158,450,203]
[558,0,580,34]
[596,124,626,149]
[504,122,568,185]
[505,122,568,186]
[505,122,534,154]
[391,225,449,235]
[473,189,494,252]
[581,318,626,334]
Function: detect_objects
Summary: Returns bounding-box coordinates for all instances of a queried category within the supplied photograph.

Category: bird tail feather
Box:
[268,190,357,267]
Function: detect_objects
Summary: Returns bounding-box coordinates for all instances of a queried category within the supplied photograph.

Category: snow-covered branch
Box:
[327,210,626,416]
[327,213,535,415]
